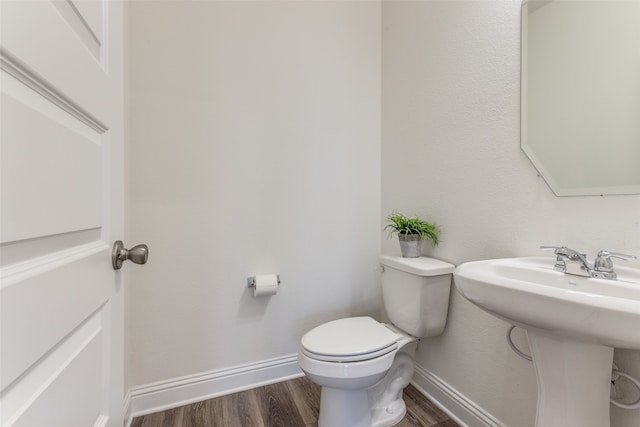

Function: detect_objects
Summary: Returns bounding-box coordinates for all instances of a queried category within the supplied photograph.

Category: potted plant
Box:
[384,211,440,258]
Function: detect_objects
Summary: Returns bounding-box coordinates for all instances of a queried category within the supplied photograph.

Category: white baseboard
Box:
[124,355,502,427]
[412,364,506,427]
[124,354,302,426]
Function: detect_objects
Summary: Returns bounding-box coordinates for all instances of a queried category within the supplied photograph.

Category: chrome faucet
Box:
[541,246,637,280]
[541,246,592,276]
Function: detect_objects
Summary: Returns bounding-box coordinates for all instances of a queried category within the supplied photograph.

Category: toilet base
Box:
[369,334,418,427]
[371,400,406,427]
[318,387,372,427]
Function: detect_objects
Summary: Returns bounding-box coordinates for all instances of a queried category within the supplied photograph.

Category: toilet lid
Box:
[301,317,399,362]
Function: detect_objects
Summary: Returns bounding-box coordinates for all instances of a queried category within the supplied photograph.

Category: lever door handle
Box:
[112,240,149,270]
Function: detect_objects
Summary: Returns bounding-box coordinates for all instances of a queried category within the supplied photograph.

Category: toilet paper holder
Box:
[247,275,280,288]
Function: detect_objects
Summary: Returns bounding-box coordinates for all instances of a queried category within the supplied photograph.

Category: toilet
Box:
[298,254,454,427]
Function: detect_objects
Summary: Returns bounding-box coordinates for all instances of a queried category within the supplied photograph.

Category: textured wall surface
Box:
[127,1,640,425]
[382,2,640,426]
[128,0,381,387]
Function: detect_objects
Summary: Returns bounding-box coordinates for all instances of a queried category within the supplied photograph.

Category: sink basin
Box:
[454,257,640,427]
[454,256,640,349]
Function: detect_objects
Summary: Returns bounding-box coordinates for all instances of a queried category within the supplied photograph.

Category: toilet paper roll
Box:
[253,274,279,297]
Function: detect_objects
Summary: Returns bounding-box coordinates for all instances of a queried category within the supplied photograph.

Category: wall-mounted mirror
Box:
[521,0,640,196]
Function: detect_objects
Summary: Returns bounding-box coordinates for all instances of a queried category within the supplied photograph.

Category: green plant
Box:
[384,211,440,246]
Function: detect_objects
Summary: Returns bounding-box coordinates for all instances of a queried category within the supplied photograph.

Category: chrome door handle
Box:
[112,240,149,270]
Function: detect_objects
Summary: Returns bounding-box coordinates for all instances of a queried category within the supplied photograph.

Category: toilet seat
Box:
[301,316,399,362]
[301,343,398,363]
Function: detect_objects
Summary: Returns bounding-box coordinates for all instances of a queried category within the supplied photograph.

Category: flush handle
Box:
[112,240,149,270]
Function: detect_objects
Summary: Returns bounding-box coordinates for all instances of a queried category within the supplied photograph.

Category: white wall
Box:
[127,1,381,387]
[382,1,640,427]
[127,1,640,425]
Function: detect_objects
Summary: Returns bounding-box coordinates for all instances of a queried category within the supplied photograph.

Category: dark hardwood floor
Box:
[131,376,459,427]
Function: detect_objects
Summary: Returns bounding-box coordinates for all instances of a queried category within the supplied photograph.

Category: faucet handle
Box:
[540,246,585,258]
[540,245,567,254]
[541,246,572,272]
[593,250,637,279]
[541,246,592,275]
[595,250,636,267]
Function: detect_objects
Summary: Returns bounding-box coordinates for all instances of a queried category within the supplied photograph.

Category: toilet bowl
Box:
[298,255,454,427]
[298,317,417,427]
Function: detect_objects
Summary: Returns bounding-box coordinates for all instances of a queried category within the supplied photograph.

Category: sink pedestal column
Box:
[528,330,614,427]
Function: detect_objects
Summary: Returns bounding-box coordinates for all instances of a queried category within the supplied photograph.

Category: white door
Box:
[1,1,125,426]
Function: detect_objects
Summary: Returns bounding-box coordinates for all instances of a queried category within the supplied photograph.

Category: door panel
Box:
[52,0,104,60]
[3,312,104,427]
[0,1,111,122]
[0,0,124,426]
[1,88,102,243]
[1,245,110,389]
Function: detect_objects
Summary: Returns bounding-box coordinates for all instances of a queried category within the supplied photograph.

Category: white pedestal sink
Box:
[453,257,640,427]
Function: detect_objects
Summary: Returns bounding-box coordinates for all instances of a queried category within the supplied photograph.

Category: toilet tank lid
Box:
[379,254,455,276]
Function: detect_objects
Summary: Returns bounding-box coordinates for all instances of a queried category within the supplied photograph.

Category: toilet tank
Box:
[379,255,455,338]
